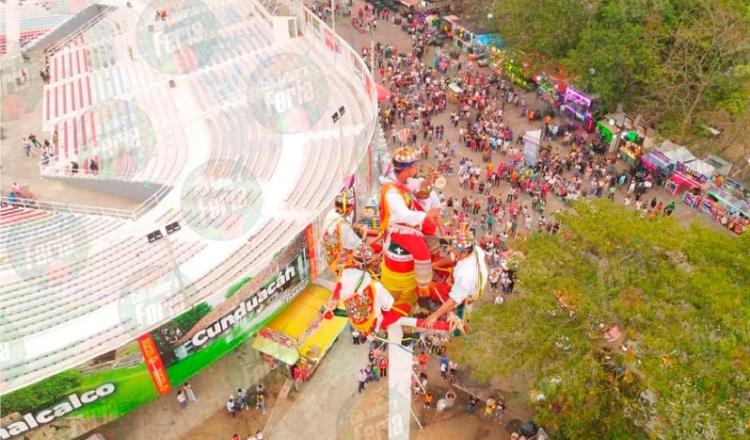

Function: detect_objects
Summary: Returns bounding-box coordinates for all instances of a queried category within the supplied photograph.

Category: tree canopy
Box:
[491,0,750,175]
[452,200,750,438]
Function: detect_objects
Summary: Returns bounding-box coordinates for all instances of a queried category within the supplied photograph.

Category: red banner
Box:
[304,224,318,280]
[138,334,172,396]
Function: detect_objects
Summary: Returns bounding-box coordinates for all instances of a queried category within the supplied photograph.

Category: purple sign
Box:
[561,86,592,121]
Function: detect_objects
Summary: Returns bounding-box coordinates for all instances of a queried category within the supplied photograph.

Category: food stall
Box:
[533,73,565,106]
[560,86,593,122]
[252,284,347,380]
[661,144,697,168]
[639,150,673,180]
[703,154,733,177]
[665,160,714,206]
[617,131,645,168]
[441,15,503,53]
[701,183,750,234]
[501,53,534,90]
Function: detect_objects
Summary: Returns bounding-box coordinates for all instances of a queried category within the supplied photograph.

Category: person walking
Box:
[237,388,249,410]
[176,390,188,409]
[22,138,31,157]
[379,356,388,378]
[357,369,368,394]
[227,396,237,418]
[256,393,267,414]
[184,383,197,402]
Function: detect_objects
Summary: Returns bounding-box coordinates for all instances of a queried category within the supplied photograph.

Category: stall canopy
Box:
[686,159,716,179]
[663,146,696,165]
[251,284,346,365]
[704,154,733,176]
[641,150,671,172]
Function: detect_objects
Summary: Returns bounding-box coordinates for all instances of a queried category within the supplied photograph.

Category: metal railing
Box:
[42,5,118,56]
[0,195,136,220]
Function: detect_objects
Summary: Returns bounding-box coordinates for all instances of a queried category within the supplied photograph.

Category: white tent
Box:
[663,146,697,165]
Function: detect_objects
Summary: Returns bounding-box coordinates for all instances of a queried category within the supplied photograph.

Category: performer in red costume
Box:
[378,147,442,304]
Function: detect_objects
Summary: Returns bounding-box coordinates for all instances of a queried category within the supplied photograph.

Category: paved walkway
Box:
[264,334,368,439]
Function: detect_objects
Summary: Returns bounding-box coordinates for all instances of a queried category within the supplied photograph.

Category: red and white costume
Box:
[379,172,437,299]
[333,268,407,333]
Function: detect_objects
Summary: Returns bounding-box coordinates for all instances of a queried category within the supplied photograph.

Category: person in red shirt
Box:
[417,351,428,368]
[379,357,388,377]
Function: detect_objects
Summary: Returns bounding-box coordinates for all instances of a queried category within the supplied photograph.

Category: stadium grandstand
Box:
[0,0,377,437]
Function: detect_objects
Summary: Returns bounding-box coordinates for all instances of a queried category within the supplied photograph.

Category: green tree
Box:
[1,370,83,415]
[491,0,598,58]
[564,0,661,110]
[452,200,750,438]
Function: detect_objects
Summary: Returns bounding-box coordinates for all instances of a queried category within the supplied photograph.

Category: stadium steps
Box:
[0,239,206,340]
[1,320,140,391]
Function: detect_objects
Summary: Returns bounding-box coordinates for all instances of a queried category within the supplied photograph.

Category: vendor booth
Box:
[665,160,714,207]
[560,86,593,121]
[533,73,565,106]
[662,144,697,166]
[441,15,503,53]
[617,131,645,168]
[700,184,750,234]
[703,154,733,176]
[489,49,534,89]
[639,150,672,179]
[252,284,347,381]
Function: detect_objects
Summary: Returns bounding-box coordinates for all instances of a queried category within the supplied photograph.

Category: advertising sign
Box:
[0,236,310,440]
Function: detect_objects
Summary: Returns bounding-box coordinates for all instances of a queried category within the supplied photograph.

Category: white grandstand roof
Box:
[0,0,376,394]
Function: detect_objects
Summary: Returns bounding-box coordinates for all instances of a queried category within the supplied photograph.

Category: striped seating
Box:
[2,0,377,400]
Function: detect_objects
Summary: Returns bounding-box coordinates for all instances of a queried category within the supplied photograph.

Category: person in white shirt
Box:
[325,246,409,333]
[424,225,488,328]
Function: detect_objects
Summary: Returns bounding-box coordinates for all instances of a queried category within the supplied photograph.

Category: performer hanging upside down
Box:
[324,246,410,334]
[379,147,442,304]
[323,188,365,271]
[424,224,488,329]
